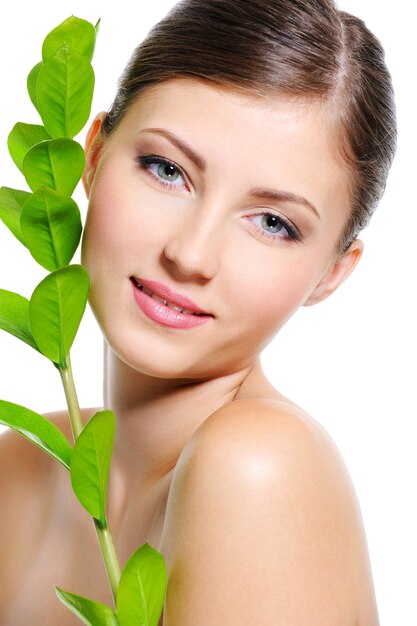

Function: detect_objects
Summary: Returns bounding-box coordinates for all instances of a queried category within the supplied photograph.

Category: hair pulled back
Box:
[103,0,396,253]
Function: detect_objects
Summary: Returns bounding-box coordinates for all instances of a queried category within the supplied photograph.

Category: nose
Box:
[162,205,223,280]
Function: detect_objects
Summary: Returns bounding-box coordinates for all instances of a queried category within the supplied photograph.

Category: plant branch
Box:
[94,519,122,602]
[59,354,122,606]
[59,354,83,440]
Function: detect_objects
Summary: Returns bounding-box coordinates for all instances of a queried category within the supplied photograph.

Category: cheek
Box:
[82,173,138,276]
[233,251,323,338]
[82,171,177,271]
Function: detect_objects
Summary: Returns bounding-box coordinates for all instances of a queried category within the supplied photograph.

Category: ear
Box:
[82,112,107,197]
[303,239,364,306]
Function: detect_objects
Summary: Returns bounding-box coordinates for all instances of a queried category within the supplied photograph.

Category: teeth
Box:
[135,279,205,316]
[167,303,184,313]
[152,294,167,306]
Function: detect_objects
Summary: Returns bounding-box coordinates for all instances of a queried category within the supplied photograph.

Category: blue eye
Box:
[138,155,187,189]
[156,162,181,182]
[260,214,284,234]
[249,212,301,243]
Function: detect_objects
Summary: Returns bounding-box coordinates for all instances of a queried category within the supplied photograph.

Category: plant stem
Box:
[59,355,83,440]
[94,519,122,601]
[59,353,122,605]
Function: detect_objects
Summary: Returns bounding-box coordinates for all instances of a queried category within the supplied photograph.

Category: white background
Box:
[0,2,415,623]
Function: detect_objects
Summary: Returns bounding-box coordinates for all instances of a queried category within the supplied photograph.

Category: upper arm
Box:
[0,422,55,594]
[160,399,379,626]
[0,407,95,599]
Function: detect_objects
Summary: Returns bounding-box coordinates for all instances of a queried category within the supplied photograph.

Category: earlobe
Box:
[82,112,107,197]
[303,239,364,306]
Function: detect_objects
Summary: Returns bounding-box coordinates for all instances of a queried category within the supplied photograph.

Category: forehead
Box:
[110,78,352,222]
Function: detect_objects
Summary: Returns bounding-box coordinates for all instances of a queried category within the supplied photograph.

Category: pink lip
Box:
[134,277,209,313]
[130,277,213,329]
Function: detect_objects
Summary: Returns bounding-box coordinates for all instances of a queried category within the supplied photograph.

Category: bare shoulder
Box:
[0,408,66,495]
[0,405,98,465]
[0,407,79,476]
[0,405,98,491]
[160,398,379,625]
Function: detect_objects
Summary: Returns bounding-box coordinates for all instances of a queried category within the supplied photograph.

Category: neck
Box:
[103,342,256,488]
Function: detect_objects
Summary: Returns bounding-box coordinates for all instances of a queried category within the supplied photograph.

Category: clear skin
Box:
[0,79,379,625]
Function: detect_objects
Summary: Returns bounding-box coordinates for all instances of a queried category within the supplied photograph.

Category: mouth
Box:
[130,277,213,318]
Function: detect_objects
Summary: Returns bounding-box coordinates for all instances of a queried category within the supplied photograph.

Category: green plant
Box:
[0,16,167,625]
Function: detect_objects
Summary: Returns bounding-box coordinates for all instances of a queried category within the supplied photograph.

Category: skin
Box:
[0,79,378,625]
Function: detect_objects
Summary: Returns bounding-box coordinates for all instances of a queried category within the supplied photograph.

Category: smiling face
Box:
[81,79,362,380]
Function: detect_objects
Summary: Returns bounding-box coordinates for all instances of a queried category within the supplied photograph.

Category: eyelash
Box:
[246,212,302,243]
[137,155,302,243]
[137,155,189,191]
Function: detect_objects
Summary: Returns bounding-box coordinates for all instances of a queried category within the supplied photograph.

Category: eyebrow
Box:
[248,188,320,220]
[141,127,320,219]
[141,128,206,171]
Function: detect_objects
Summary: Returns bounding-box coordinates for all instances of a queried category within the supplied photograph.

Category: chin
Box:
[103,323,255,382]
[90,289,270,381]
[102,324,208,380]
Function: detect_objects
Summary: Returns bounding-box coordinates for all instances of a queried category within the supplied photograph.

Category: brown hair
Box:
[102,0,396,254]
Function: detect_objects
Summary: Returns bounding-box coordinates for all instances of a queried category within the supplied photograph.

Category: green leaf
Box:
[20,187,82,271]
[29,265,89,367]
[27,61,42,111]
[0,186,30,246]
[117,544,167,626]
[23,138,85,195]
[7,123,51,173]
[0,289,39,351]
[70,410,115,524]
[43,16,97,63]
[56,587,119,625]
[0,400,72,469]
[36,45,94,139]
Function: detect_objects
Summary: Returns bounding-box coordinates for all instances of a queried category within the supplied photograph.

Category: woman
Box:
[0,0,396,624]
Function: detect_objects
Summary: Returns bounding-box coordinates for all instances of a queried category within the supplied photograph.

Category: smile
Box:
[130,277,213,329]
[133,279,205,315]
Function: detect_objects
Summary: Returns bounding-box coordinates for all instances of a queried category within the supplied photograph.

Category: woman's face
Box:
[82,79,361,380]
